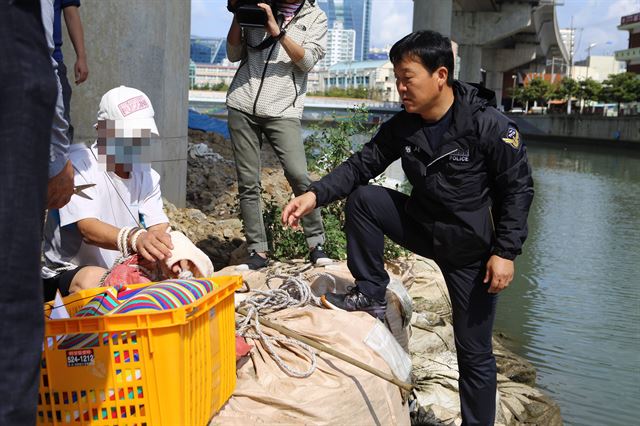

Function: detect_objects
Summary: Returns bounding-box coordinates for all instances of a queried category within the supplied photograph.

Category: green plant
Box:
[262,106,410,261]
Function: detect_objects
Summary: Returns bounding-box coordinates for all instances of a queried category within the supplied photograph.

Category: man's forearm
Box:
[63,7,86,60]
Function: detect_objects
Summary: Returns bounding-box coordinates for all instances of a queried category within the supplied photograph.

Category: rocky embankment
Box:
[168,130,562,425]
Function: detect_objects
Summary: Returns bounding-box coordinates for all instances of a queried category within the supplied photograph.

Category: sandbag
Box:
[214,306,410,425]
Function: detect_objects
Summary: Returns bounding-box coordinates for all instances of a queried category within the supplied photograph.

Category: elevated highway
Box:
[413,0,569,108]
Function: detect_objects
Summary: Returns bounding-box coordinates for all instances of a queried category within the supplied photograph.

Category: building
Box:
[190,37,227,64]
[317,0,371,61]
[572,56,626,82]
[323,60,399,102]
[615,12,640,73]
[192,64,238,88]
[192,63,324,94]
[317,23,356,69]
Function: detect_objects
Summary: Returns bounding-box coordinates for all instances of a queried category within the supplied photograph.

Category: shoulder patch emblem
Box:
[502,127,520,149]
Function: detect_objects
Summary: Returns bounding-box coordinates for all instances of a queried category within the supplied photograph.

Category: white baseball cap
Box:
[96,86,159,136]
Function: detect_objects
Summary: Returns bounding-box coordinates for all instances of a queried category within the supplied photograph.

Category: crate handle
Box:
[186,306,199,318]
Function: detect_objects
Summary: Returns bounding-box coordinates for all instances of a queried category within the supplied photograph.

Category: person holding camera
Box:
[225,0,330,270]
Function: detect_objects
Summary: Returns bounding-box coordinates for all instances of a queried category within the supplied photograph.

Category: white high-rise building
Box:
[317,23,356,69]
[559,28,576,64]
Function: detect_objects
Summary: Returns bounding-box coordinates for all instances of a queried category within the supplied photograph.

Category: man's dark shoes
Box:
[310,244,333,266]
[321,287,387,320]
[236,251,268,271]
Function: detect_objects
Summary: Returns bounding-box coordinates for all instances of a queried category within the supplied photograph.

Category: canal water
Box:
[494,142,640,425]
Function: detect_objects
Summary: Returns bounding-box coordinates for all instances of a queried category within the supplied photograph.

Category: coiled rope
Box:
[236,272,336,378]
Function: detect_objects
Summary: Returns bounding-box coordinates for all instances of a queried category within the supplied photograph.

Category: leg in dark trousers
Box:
[344,185,497,425]
[0,0,57,424]
[344,185,434,301]
[440,262,498,426]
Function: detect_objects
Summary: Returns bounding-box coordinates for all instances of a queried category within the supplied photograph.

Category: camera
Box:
[228,0,276,28]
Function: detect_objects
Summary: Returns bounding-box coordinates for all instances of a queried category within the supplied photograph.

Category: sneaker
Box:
[236,251,268,271]
[310,244,333,266]
[321,287,387,320]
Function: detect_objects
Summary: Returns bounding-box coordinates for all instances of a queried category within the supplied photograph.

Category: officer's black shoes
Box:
[310,244,333,266]
[321,287,387,321]
[236,251,269,271]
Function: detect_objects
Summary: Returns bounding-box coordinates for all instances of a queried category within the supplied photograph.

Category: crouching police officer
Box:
[282,30,534,425]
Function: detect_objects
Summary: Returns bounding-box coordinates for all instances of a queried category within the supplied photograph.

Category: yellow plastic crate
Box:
[38,276,241,426]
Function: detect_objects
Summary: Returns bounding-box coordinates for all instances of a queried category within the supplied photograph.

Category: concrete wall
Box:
[514,115,640,144]
[61,1,191,206]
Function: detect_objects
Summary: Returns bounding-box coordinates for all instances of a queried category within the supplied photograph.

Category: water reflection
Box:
[495,143,640,425]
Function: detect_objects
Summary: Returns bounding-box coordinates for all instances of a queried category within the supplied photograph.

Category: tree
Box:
[554,77,579,114]
[600,72,640,114]
[577,78,602,114]
[515,78,552,112]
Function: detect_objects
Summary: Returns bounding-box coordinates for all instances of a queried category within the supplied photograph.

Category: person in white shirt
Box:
[42,86,173,300]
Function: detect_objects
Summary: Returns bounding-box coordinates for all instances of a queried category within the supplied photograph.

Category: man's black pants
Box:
[345,185,498,426]
[0,0,57,424]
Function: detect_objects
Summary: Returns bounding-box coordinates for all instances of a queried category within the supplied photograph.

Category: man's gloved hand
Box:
[227,0,238,13]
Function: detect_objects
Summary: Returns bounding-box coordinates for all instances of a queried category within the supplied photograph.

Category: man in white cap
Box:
[42,86,174,299]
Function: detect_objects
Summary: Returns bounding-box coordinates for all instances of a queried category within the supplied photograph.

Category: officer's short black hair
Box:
[389,30,455,86]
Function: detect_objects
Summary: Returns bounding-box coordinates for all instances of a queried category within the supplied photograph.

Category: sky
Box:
[191,0,640,62]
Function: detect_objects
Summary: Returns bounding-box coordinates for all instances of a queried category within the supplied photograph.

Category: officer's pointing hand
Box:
[484,255,514,294]
[282,192,317,230]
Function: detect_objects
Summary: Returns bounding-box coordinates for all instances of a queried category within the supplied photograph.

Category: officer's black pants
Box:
[345,185,498,426]
[0,0,57,424]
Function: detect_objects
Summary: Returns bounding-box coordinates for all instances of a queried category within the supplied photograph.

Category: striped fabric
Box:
[112,279,216,314]
[57,279,218,349]
[278,1,302,25]
[75,287,121,317]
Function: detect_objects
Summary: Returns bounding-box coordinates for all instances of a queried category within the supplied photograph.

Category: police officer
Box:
[282,30,534,425]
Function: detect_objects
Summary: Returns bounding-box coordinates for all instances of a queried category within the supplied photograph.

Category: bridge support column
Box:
[412,0,453,36]
[458,44,482,83]
[62,1,191,206]
[485,71,504,110]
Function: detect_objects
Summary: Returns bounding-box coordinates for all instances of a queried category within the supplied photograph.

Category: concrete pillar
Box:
[485,71,504,110]
[458,45,482,83]
[413,0,453,37]
[61,1,190,207]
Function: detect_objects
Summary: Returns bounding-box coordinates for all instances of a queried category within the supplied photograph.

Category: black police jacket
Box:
[309,81,534,266]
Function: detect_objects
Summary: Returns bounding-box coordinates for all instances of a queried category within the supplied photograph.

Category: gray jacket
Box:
[226,0,327,119]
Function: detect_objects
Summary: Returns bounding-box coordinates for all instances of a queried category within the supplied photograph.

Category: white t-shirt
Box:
[42,143,169,277]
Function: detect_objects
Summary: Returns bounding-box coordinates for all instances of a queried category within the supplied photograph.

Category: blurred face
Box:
[394,56,448,117]
[96,120,153,173]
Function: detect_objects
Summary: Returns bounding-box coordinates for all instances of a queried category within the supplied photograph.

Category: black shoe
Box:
[310,244,333,266]
[236,251,268,271]
[321,287,387,320]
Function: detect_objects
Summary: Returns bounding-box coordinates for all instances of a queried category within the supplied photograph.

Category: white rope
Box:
[237,272,336,378]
